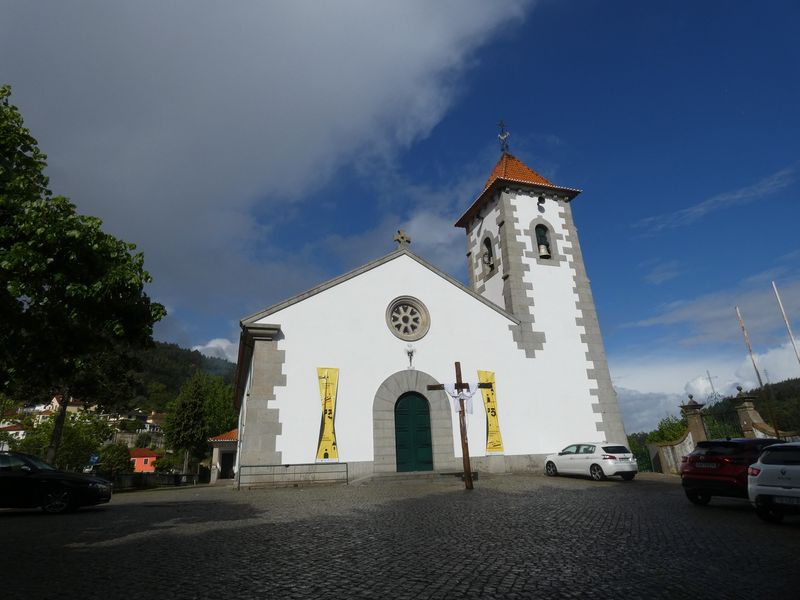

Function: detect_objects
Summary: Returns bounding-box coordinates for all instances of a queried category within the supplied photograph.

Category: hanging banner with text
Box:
[478,370,504,455]
[315,367,339,462]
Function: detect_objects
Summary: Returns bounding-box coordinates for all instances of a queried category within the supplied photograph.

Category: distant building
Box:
[129,448,160,473]
[0,424,25,451]
[209,429,238,483]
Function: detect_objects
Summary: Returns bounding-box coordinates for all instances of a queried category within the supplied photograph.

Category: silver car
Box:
[748,441,800,523]
[544,442,638,481]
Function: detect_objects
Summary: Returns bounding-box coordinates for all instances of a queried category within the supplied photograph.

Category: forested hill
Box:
[130,341,237,412]
[703,377,800,432]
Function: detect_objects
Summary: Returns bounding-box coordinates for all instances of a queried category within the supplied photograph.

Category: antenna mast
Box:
[772,280,800,372]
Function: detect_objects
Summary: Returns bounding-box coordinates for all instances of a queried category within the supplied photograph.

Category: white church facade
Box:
[232,151,626,485]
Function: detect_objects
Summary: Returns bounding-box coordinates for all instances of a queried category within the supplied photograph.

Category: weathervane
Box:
[394,229,411,248]
[497,120,510,154]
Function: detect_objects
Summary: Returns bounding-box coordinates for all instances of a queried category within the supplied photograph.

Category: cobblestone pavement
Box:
[1,472,797,599]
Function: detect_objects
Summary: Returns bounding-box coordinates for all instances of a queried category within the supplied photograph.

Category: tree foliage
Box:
[645,414,688,444]
[13,413,113,470]
[0,84,166,387]
[0,84,165,461]
[164,371,235,462]
[99,442,133,476]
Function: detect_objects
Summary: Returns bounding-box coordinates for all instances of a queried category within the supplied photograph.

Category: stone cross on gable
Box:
[394,229,411,247]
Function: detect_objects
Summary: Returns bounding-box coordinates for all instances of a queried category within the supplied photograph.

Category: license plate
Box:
[774,496,800,506]
[695,462,717,469]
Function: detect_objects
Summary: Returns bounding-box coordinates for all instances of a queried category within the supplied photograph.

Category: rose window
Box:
[385,296,430,341]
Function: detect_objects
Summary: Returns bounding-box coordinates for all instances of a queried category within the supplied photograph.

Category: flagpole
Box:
[736,305,764,388]
[772,281,800,372]
[736,305,780,439]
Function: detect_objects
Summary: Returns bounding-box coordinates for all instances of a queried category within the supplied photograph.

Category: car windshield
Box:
[761,447,800,465]
[602,446,629,454]
[23,455,57,471]
[693,442,746,456]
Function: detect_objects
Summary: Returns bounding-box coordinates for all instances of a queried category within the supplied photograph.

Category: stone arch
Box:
[372,369,457,473]
[523,214,566,266]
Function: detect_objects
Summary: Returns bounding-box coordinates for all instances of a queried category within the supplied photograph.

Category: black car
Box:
[0,451,112,514]
[680,438,784,505]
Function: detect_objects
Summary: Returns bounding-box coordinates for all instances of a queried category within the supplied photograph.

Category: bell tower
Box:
[454,147,626,443]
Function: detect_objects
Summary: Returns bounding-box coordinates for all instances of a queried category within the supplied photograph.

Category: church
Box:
[229,147,626,486]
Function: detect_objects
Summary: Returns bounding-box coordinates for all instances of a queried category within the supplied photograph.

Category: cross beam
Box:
[427,362,492,490]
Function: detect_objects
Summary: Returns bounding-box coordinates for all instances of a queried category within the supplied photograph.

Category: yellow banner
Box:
[316,367,339,462]
[478,370,504,454]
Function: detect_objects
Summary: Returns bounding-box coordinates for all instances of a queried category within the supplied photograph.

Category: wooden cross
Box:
[427,361,492,490]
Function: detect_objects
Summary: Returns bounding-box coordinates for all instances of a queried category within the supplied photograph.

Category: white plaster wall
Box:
[514,192,603,432]
[254,253,603,466]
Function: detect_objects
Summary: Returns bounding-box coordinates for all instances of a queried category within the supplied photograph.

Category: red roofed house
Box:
[129,448,160,473]
[0,424,26,451]
[209,428,238,484]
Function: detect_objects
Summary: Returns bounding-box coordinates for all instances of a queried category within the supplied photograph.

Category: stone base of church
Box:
[235,454,550,488]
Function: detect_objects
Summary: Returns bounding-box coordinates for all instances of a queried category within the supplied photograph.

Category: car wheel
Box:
[589,464,606,481]
[755,505,784,524]
[620,473,636,481]
[545,461,558,477]
[41,487,72,514]
[685,490,711,506]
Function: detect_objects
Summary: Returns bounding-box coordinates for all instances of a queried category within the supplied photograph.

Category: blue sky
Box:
[2,1,799,432]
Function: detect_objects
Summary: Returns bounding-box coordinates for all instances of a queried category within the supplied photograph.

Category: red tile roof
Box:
[209,428,238,443]
[455,153,581,228]
[129,448,160,458]
[0,424,24,432]
[482,152,555,190]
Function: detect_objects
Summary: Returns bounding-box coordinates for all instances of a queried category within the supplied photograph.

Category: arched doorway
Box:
[394,392,433,472]
[372,369,455,474]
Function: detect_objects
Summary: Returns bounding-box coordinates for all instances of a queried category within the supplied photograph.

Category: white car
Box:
[544,442,638,481]
[748,441,800,523]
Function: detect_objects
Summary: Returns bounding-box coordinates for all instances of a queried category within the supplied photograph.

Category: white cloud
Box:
[735,339,800,386]
[633,162,799,233]
[0,0,531,338]
[610,340,800,433]
[616,387,684,434]
[626,276,800,346]
[193,338,239,363]
[641,259,681,285]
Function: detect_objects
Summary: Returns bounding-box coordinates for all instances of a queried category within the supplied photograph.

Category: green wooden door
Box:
[395,393,433,472]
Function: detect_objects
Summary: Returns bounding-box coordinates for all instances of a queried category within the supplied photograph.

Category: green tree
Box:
[0,85,165,463]
[134,432,153,448]
[164,371,235,471]
[645,414,688,444]
[165,372,208,471]
[626,432,653,472]
[202,374,237,438]
[704,414,741,439]
[13,412,113,470]
[98,443,133,476]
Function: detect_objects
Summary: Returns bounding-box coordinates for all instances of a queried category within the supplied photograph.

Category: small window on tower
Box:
[482,238,495,273]
[535,225,552,259]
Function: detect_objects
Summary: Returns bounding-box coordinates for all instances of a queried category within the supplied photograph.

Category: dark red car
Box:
[680,438,784,505]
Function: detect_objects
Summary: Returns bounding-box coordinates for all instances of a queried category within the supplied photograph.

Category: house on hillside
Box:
[0,424,26,451]
[209,429,238,483]
[129,448,160,473]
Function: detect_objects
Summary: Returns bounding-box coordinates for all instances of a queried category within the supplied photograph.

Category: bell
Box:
[538,244,551,259]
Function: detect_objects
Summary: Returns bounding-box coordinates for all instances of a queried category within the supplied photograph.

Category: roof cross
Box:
[393,229,411,247]
[497,120,510,154]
